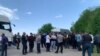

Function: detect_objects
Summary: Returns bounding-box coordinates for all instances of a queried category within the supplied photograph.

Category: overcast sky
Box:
[0,0,100,34]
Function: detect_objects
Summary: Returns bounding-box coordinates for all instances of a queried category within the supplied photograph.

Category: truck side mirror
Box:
[13,24,16,27]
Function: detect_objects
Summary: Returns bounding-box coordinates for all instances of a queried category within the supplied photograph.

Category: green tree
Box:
[38,23,53,34]
[71,7,100,34]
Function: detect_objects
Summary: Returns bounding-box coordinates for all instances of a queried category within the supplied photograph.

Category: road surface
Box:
[6,45,89,56]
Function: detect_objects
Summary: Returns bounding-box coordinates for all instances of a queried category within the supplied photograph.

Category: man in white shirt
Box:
[46,33,51,52]
[89,33,94,53]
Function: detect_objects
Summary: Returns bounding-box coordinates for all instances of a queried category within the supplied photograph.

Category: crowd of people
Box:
[0,32,100,56]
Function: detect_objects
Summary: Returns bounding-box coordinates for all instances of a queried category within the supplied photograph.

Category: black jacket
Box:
[21,35,27,45]
[82,34,92,44]
[94,34,100,44]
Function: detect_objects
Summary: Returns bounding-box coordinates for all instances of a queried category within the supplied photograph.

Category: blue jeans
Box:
[55,42,63,53]
[51,40,56,50]
[77,42,82,51]
[1,45,7,56]
[82,43,92,56]
[37,43,41,53]
[46,43,50,52]
[96,43,100,53]
[91,43,94,53]
[64,40,70,48]
[22,44,27,55]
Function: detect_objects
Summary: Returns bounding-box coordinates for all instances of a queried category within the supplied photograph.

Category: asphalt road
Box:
[6,45,88,56]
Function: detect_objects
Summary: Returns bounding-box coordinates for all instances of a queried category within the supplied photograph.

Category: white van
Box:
[0,15,13,47]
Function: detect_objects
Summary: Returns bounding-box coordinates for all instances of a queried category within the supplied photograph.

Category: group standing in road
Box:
[0,31,100,56]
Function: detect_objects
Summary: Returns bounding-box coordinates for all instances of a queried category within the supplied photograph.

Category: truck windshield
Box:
[0,22,12,32]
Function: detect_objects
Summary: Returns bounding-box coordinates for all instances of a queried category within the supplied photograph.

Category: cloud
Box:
[0,5,19,20]
[55,14,63,19]
[26,11,32,15]
[13,8,18,12]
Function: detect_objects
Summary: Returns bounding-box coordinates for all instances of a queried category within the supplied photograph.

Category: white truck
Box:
[0,15,13,49]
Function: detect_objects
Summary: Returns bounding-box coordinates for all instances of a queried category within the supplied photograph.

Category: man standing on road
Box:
[16,32,21,49]
[55,33,64,53]
[89,32,94,53]
[51,33,57,51]
[1,33,8,56]
[94,33,100,53]
[28,33,35,52]
[36,34,41,53]
[46,33,51,52]
[75,32,82,51]
[21,32,28,55]
[41,34,46,48]
[82,33,92,56]
[71,33,77,49]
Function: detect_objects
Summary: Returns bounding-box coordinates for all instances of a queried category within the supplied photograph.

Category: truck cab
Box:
[0,15,13,50]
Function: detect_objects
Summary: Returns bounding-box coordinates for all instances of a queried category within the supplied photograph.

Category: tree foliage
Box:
[38,23,53,34]
[71,7,100,34]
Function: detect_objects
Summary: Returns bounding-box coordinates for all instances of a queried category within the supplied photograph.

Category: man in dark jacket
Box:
[82,33,92,56]
[94,34,100,53]
[41,34,46,48]
[1,33,8,56]
[13,34,17,46]
[16,32,21,49]
[21,32,27,55]
[28,33,35,52]
[71,33,77,49]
